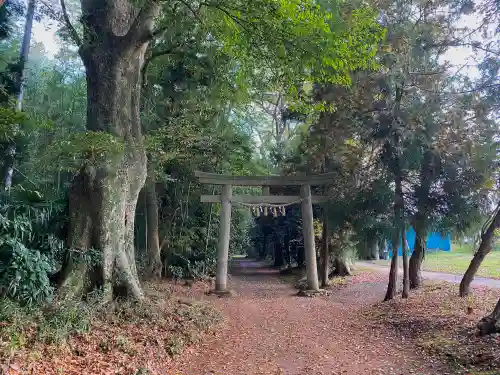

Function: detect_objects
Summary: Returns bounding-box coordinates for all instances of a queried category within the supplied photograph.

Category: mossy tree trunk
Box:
[58,0,160,301]
[329,230,352,277]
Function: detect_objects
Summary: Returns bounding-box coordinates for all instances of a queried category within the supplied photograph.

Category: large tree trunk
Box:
[332,255,351,276]
[409,227,426,289]
[477,298,500,336]
[329,230,352,277]
[401,229,410,298]
[59,1,160,301]
[459,206,500,296]
[145,176,162,279]
[320,216,329,287]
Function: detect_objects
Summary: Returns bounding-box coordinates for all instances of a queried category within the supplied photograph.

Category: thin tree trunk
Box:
[284,231,291,266]
[3,0,36,189]
[58,0,160,301]
[409,227,426,289]
[385,118,404,301]
[384,230,399,301]
[379,238,388,260]
[371,238,380,260]
[459,205,500,296]
[320,215,329,287]
[273,238,284,267]
[477,298,500,336]
[145,176,162,278]
[260,229,268,259]
[297,243,305,267]
[409,151,433,289]
[401,228,410,298]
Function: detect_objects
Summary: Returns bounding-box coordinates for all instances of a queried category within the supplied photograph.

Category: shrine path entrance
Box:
[165,258,449,375]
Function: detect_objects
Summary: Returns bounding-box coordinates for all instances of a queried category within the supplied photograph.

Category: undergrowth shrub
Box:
[0,297,94,358]
[0,240,53,305]
[0,187,67,305]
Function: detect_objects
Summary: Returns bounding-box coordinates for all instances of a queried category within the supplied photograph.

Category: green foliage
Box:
[0,188,66,305]
[0,297,93,355]
[204,0,384,92]
[0,107,25,141]
[36,299,93,344]
[0,240,53,305]
[46,131,125,172]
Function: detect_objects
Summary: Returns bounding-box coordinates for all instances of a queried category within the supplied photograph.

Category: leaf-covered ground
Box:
[0,282,221,375]
[367,281,500,374]
[164,259,467,375]
[2,260,499,374]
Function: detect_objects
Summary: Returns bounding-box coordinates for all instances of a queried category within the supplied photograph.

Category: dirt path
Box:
[166,259,451,375]
[357,261,500,288]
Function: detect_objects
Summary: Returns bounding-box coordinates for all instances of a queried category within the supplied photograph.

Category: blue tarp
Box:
[388,227,451,257]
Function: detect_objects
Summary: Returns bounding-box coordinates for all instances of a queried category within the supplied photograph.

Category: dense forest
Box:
[0,0,499,373]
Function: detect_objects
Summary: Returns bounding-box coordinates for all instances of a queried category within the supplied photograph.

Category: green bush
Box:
[0,188,67,305]
[0,240,53,305]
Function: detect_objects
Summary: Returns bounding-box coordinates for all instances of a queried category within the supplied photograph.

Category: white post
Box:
[301,184,320,291]
[215,184,232,292]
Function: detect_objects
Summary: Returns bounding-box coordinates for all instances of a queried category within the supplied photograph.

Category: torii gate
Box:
[195,171,332,295]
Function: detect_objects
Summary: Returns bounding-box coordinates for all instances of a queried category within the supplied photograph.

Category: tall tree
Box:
[2,0,36,189]
[55,0,383,300]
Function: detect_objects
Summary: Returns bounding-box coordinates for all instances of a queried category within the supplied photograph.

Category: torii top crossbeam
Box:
[195,170,326,295]
[194,171,335,186]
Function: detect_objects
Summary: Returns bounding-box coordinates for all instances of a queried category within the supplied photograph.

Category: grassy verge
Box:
[374,244,500,279]
[0,282,222,375]
[365,281,500,374]
[422,245,500,279]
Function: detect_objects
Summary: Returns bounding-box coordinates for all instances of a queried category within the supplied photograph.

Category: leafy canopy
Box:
[158,0,385,96]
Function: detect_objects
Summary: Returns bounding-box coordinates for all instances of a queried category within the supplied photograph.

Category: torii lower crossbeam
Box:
[195,171,331,295]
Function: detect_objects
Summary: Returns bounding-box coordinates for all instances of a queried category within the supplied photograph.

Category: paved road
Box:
[356,261,500,289]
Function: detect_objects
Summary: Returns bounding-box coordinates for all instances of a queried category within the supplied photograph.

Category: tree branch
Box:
[60,0,82,47]
[127,0,161,44]
[177,0,205,24]
[141,38,195,87]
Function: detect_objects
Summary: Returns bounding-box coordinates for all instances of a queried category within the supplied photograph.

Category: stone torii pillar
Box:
[301,184,319,291]
[215,184,232,293]
[195,171,333,295]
